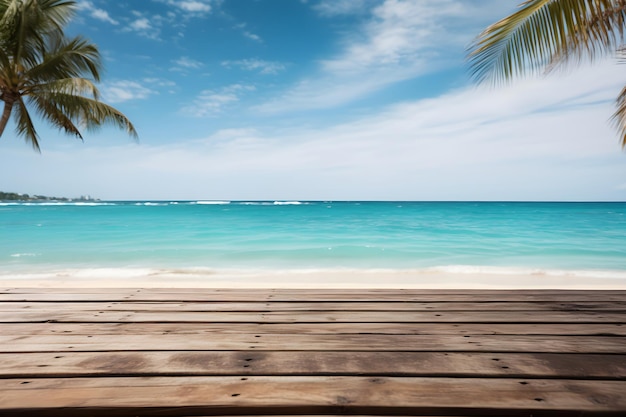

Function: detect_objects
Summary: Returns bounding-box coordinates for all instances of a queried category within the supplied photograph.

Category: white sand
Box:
[2,268,626,289]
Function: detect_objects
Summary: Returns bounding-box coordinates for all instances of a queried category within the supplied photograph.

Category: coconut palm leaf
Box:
[13,96,40,151]
[468,0,626,147]
[31,92,138,138]
[26,36,102,84]
[611,85,626,145]
[467,0,623,84]
[0,0,137,150]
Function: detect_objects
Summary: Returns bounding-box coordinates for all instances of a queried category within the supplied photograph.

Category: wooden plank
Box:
[2,334,625,353]
[2,289,626,302]
[2,322,625,336]
[1,376,625,414]
[5,288,625,294]
[1,309,624,323]
[0,351,624,379]
[3,301,626,312]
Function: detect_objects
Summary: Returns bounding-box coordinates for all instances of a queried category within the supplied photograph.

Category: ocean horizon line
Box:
[3,199,626,204]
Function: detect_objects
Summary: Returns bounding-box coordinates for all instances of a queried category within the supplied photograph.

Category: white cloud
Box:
[101,81,155,103]
[172,56,204,71]
[130,17,151,31]
[243,31,262,42]
[159,0,216,15]
[181,84,256,117]
[221,59,286,75]
[313,0,373,16]
[90,8,118,25]
[144,78,177,88]
[233,23,262,43]
[75,1,118,25]
[258,0,513,113]
[4,61,624,201]
[121,10,166,39]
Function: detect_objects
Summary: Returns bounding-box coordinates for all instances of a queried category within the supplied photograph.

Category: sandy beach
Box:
[2,268,626,289]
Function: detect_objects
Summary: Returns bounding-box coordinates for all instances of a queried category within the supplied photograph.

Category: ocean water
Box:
[1,201,626,281]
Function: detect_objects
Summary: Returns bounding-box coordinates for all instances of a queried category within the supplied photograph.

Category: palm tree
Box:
[467,0,626,147]
[0,0,136,152]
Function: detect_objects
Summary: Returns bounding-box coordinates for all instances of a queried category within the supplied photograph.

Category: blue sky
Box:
[0,0,625,201]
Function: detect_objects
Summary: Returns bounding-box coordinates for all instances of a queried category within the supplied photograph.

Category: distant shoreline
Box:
[0,191,98,202]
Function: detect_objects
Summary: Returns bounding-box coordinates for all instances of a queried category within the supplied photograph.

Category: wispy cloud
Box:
[101,81,155,103]
[181,84,256,117]
[75,1,119,25]
[221,59,286,75]
[233,23,262,43]
[313,0,374,17]
[171,56,204,72]
[124,12,163,39]
[161,0,215,14]
[257,0,512,113]
[7,61,621,201]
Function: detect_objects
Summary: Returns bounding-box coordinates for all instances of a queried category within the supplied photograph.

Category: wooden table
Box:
[0,288,625,416]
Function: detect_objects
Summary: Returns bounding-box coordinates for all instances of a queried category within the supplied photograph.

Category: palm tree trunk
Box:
[0,100,14,138]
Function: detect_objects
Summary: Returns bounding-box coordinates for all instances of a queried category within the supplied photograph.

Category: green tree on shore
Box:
[0,0,136,151]
[467,0,626,147]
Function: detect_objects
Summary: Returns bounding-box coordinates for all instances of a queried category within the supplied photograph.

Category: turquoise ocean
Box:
[1,201,626,282]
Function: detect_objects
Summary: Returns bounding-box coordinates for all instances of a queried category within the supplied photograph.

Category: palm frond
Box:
[1,0,76,69]
[32,91,138,139]
[26,77,100,99]
[13,96,41,151]
[25,36,102,85]
[0,0,136,149]
[549,0,626,69]
[467,0,623,84]
[611,85,626,147]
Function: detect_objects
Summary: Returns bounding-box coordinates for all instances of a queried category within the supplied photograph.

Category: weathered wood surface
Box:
[2,310,625,323]
[2,322,624,335]
[2,288,626,302]
[1,288,625,417]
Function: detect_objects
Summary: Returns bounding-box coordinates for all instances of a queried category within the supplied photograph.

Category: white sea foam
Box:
[2,265,626,289]
[194,201,231,205]
[273,201,304,205]
[427,265,626,279]
[10,253,38,258]
[134,202,167,206]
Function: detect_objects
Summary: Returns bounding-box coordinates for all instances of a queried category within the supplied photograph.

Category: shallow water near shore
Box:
[1,201,626,287]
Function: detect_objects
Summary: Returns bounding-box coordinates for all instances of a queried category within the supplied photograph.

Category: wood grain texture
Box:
[0,351,624,379]
[1,377,625,412]
[2,322,624,335]
[1,288,625,416]
[1,333,625,353]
